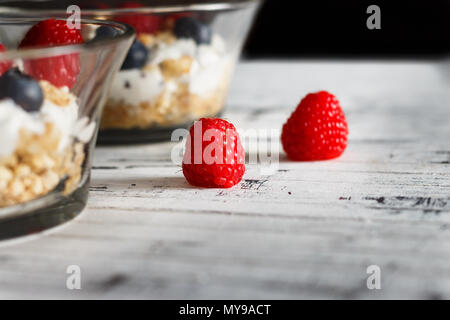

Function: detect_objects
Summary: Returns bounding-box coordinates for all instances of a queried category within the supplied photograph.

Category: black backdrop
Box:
[0,0,448,58]
[244,0,450,58]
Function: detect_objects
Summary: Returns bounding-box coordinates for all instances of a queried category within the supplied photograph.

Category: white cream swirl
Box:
[0,90,95,158]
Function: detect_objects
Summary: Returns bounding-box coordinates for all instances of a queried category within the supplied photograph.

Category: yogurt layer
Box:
[0,88,95,158]
[109,34,231,106]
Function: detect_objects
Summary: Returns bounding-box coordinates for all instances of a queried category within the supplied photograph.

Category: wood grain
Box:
[0,61,449,299]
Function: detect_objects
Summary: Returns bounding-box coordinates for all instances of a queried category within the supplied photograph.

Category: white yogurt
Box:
[0,99,44,157]
[0,91,95,158]
[152,39,197,64]
[108,34,230,106]
[109,67,165,107]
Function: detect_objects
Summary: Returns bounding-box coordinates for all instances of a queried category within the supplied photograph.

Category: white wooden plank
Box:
[0,60,449,299]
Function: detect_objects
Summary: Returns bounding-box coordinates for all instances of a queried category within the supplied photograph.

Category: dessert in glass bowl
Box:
[0,17,134,239]
[0,0,261,143]
[102,16,232,136]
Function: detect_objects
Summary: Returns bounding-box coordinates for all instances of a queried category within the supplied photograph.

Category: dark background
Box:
[0,0,448,58]
[244,0,450,58]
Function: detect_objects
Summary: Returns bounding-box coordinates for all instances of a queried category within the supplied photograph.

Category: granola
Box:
[0,81,92,207]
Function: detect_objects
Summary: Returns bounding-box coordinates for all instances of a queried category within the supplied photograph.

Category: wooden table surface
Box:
[0,60,449,299]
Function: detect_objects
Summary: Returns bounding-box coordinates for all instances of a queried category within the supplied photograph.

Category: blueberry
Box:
[94,26,120,41]
[121,40,149,70]
[174,17,212,45]
[0,68,43,112]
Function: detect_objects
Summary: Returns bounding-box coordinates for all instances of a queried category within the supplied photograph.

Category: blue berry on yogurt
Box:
[121,40,149,70]
[174,17,212,45]
[0,68,44,112]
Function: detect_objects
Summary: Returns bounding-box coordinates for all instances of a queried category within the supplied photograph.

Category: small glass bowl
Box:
[0,0,261,143]
[0,17,134,239]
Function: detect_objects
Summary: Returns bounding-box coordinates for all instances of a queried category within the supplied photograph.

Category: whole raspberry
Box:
[116,2,162,34]
[19,19,83,88]
[0,43,12,75]
[182,118,246,189]
[282,91,348,161]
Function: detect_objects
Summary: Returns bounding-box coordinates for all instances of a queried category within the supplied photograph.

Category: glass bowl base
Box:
[0,175,89,241]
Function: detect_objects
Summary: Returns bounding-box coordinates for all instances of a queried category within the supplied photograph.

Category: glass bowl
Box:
[0,0,262,143]
[0,17,134,240]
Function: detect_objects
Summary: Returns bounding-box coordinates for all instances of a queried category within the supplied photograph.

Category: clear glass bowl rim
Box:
[0,0,262,16]
[0,17,135,61]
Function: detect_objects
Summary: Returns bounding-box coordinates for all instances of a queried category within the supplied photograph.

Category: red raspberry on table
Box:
[19,19,83,88]
[0,43,12,76]
[281,91,349,161]
[182,118,246,189]
[116,2,162,34]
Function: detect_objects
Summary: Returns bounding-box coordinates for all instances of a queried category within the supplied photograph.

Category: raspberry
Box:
[116,2,162,34]
[281,91,348,161]
[182,118,246,189]
[0,43,12,76]
[19,19,83,88]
